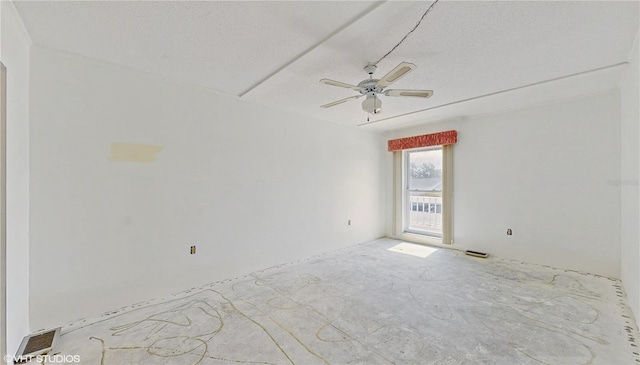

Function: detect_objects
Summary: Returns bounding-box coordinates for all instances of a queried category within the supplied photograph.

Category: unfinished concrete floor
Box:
[54,239,638,364]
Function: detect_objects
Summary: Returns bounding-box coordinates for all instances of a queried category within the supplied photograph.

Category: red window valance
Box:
[387,130,457,152]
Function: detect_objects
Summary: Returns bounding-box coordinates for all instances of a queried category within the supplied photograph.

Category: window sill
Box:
[397,232,452,248]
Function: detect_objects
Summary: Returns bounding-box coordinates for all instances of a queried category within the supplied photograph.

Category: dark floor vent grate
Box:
[465,250,488,258]
[24,331,55,354]
[14,327,61,363]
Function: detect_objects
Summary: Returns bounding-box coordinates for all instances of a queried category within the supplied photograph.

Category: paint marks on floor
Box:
[55,238,639,365]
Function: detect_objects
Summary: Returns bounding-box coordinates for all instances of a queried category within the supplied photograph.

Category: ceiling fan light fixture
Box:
[362,94,382,114]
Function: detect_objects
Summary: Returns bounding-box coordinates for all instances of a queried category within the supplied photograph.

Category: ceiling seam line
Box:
[359,62,629,126]
[238,1,387,98]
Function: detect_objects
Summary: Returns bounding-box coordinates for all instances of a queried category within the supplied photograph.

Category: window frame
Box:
[393,144,453,245]
[403,147,443,238]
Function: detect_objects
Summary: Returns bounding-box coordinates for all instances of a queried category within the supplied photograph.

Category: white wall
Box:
[384,92,622,278]
[1,1,31,356]
[28,46,384,329]
[620,33,640,326]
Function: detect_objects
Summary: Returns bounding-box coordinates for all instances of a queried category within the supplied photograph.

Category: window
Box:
[392,143,453,245]
[405,147,443,237]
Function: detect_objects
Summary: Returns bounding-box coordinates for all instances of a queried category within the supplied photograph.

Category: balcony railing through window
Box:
[408,194,442,235]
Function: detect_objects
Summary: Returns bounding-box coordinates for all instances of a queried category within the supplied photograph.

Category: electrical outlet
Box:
[348,220,351,226]
[507,229,512,236]
[190,245,196,254]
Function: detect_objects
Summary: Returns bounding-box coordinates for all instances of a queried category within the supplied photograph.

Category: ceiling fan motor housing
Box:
[357,79,383,95]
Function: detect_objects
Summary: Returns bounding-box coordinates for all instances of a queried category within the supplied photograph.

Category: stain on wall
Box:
[108,143,162,163]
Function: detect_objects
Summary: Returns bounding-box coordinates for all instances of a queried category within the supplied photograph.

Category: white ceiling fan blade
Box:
[320,95,362,108]
[384,89,433,98]
[319,79,362,91]
[376,62,416,88]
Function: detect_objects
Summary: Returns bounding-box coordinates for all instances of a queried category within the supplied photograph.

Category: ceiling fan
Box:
[319,62,433,114]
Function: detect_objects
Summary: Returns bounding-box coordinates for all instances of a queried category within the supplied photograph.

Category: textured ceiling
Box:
[14,1,640,130]
[14,1,380,95]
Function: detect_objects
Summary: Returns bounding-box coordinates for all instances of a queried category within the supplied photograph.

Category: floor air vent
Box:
[14,327,61,363]
[465,250,489,258]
